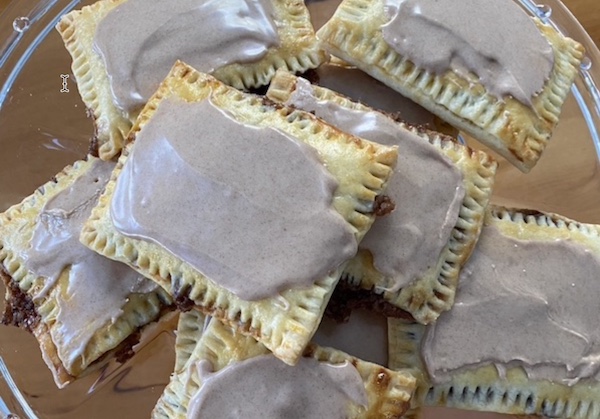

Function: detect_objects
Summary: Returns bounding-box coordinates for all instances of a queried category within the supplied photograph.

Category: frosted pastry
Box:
[56,0,326,160]
[267,70,497,324]
[314,60,457,136]
[0,157,172,388]
[389,207,600,418]
[81,62,397,365]
[317,0,585,172]
[152,317,416,418]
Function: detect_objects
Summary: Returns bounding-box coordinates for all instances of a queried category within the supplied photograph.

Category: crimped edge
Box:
[316,0,585,172]
[152,318,417,419]
[174,309,206,374]
[388,206,600,419]
[55,0,327,160]
[0,157,172,387]
[81,62,397,365]
[266,69,497,324]
[55,0,131,160]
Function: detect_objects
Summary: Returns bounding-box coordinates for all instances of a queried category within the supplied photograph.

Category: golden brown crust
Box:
[152,318,417,419]
[81,62,397,366]
[0,157,172,388]
[174,309,206,374]
[316,0,584,172]
[389,207,600,419]
[55,0,327,160]
[267,69,497,324]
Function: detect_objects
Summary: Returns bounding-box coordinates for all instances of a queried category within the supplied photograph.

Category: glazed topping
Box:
[187,355,368,418]
[313,309,388,366]
[287,78,464,290]
[316,64,436,127]
[382,0,554,106]
[24,159,155,367]
[110,98,357,301]
[422,223,600,385]
[94,0,279,114]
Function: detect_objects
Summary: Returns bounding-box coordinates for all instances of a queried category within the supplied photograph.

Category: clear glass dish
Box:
[0,0,598,418]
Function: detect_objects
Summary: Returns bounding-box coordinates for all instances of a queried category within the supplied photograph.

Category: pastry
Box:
[389,206,600,418]
[267,70,496,324]
[81,62,397,365]
[317,0,584,172]
[153,316,416,418]
[174,309,206,374]
[313,59,457,136]
[0,157,172,388]
[56,0,326,159]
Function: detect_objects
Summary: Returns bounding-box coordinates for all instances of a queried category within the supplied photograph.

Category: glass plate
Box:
[0,0,598,418]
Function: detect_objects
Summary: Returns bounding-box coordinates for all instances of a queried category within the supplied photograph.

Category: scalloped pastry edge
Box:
[388,206,600,419]
[80,62,397,366]
[0,157,172,387]
[152,317,417,419]
[55,0,327,160]
[267,69,497,324]
[316,0,585,172]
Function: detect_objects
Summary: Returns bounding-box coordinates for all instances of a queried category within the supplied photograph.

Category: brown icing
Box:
[423,223,600,385]
[23,159,156,368]
[187,355,367,418]
[94,0,280,114]
[110,97,357,301]
[286,78,464,290]
[382,0,554,106]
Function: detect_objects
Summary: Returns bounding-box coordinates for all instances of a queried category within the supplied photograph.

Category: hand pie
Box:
[56,0,327,160]
[389,206,600,418]
[153,316,417,418]
[81,61,397,366]
[313,59,458,137]
[317,0,584,172]
[267,70,497,324]
[0,157,172,388]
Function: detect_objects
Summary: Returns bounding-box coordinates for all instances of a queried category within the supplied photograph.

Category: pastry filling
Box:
[94,0,280,114]
[314,308,388,367]
[23,159,155,368]
[286,78,464,290]
[316,64,436,127]
[382,0,554,106]
[187,355,368,418]
[110,97,357,301]
[422,223,600,386]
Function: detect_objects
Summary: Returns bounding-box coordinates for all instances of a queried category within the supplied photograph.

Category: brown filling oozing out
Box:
[1,268,41,333]
[325,280,415,323]
[372,195,396,217]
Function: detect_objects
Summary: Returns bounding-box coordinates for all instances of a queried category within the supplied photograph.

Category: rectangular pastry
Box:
[152,315,416,418]
[0,157,173,388]
[56,0,327,160]
[313,59,458,137]
[80,61,397,366]
[267,70,497,324]
[317,0,585,172]
[388,206,600,418]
